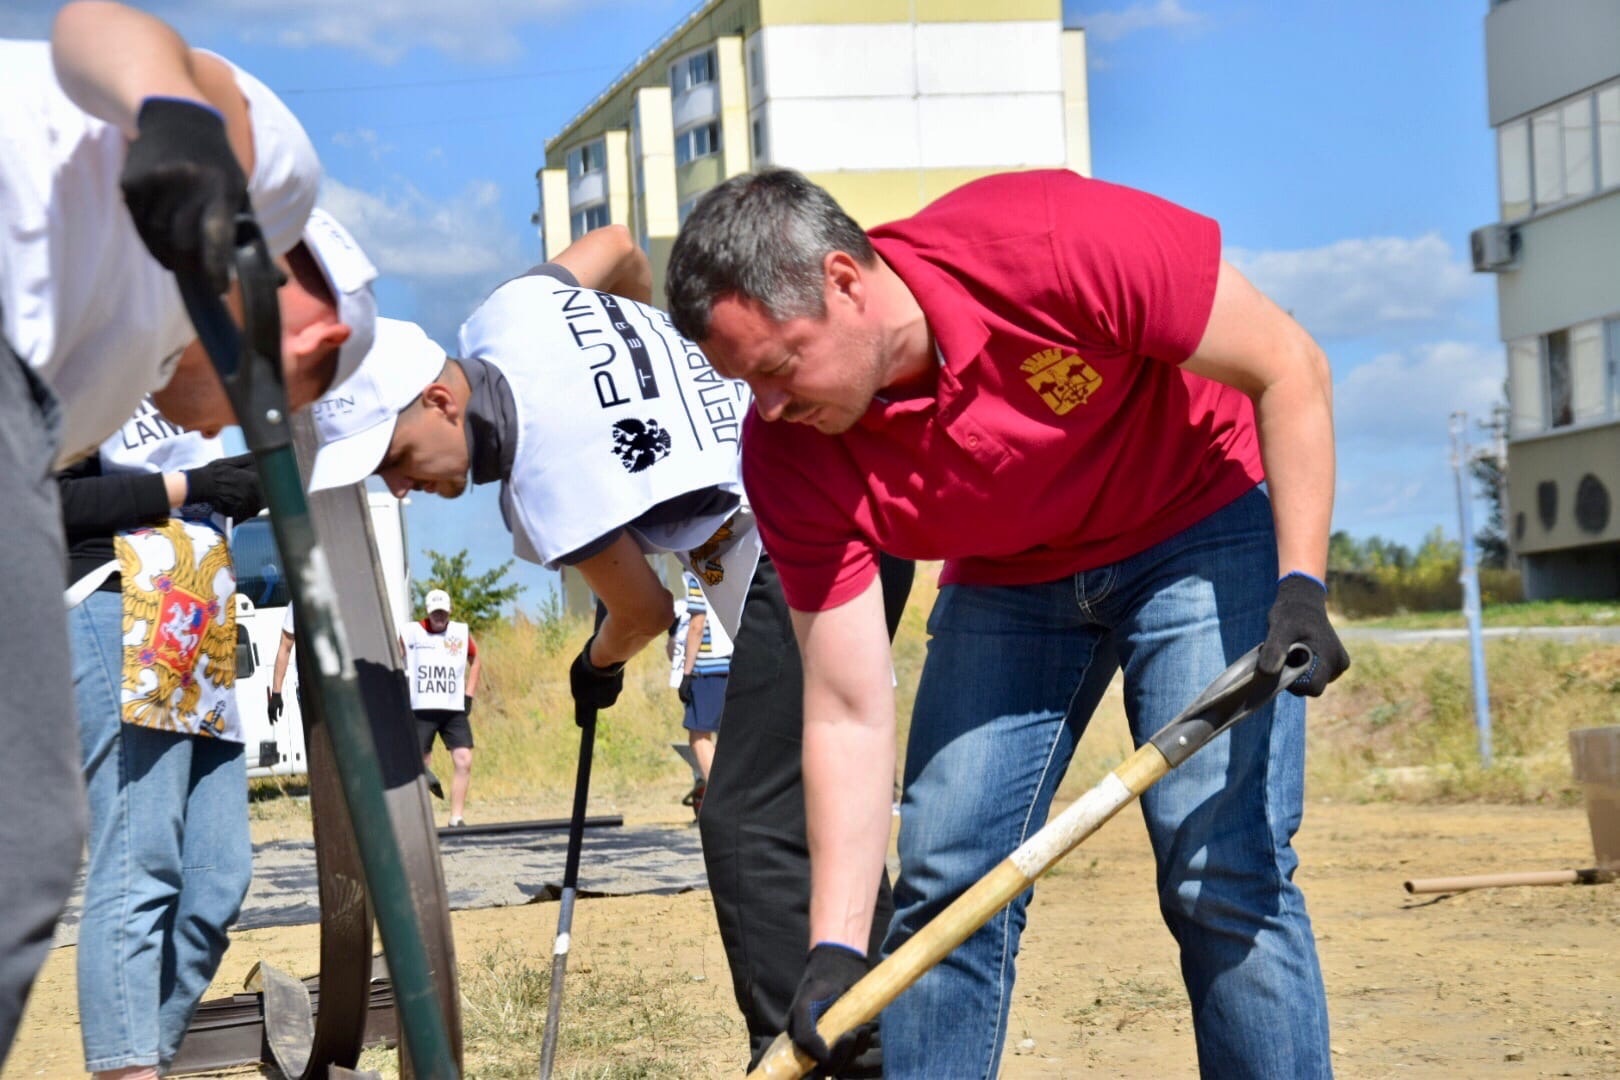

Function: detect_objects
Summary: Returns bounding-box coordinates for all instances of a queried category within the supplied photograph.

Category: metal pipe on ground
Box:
[1404,868,1617,894]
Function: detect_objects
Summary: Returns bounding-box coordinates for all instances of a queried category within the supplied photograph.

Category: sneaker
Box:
[446,817,465,828]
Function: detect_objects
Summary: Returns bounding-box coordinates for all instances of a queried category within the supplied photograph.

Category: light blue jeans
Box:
[69,590,252,1072]
[882,487,1331,1079]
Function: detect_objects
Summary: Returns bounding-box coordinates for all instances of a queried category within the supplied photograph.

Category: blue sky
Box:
[8,1,1507,607]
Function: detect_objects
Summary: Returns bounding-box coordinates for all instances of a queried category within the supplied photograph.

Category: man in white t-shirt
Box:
[306,226,758,716]
[0,5,377,1060]
[400,590,481,827]
[301,227,911,1070]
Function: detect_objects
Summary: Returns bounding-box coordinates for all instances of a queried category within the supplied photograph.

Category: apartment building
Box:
[1475,0,1620,597]
[535,0,1092,301]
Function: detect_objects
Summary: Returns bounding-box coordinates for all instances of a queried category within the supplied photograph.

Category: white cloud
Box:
[1078,0,1206,43]
[1333,341,1504,448]
[1327,340,1506,545]
[330,128,395,162]
[319,176,528,343]
[1229,233,1487,342]
[321,177,518,280]
[5,0,588,63]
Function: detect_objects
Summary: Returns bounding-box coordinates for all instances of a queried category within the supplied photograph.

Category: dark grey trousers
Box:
[0,332,88,1066]
[699,554,913,1071]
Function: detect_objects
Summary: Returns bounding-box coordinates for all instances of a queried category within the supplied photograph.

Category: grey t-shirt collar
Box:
[460,353,517,485]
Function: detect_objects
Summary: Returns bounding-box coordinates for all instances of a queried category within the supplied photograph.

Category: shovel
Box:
[748,642,1314,1079]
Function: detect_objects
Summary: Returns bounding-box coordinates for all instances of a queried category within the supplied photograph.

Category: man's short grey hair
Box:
[665,169,875,342]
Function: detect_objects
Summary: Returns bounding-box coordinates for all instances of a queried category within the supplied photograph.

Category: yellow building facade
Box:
[537,0,1091,303]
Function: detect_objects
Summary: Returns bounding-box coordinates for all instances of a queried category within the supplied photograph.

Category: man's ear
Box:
[420,382,462,422]
[288,317,350,365]
[824,250,866,311]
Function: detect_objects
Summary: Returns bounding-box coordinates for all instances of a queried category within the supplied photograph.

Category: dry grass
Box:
[354,940,708,1079]
[1305,638,1620,803]
[254,574,1620,821]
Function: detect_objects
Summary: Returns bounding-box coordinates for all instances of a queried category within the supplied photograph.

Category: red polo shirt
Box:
[744,170,1264,613]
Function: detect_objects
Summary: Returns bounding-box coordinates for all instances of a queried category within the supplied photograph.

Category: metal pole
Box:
[539,700,598,1079]
[1450,411,1494,767]
[179,219,459,1079]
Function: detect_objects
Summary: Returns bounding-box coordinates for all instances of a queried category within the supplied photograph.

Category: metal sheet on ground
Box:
[54,819,703,943]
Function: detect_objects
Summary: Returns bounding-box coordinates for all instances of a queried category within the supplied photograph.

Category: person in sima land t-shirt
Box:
[400,590,481,827]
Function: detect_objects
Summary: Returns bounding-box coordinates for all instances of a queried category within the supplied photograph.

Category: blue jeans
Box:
[883,487,1331,1079]
[69,591,253,1071]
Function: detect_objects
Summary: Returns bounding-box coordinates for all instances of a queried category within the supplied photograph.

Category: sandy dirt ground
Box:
[9,796,1616,1079]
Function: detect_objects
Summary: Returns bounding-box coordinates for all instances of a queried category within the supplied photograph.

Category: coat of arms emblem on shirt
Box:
[117,519,238,734]
[611,418,672,473]
[1021,347,1102,416]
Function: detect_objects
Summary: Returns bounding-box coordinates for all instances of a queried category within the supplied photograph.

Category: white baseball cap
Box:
[307,317,448,492]
[300,209,379,392]
[425,589,451,614]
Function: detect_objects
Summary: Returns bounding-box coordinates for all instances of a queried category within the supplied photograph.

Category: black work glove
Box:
[1259,572,1351,697]
[787,943,873,1076]
[677,673,695,705]
[183,453,263,520]
[120,98,249,296]
[569,635,624,716]
[464,694,474,716]
[267,690,283,724]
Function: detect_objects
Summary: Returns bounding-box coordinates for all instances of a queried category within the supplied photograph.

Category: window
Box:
[231,517,289,609]
[751,116,768,165]
[570,203,609,240]
[1599,86,1620,193]
[748,44,761,88]
[1562,97,1595,200]
[1571,321,1607,425]
[1508,338,1542,436]
[675,122,721,165]
[1510,318,1620,435]
[1546,328,1572,428]
[1608,317,1620,418]
[1532,107,1564,207]
[566,140,605,180]
[670,48,717,94]
[1515,80,1620,214]
[1498,118,1530,220]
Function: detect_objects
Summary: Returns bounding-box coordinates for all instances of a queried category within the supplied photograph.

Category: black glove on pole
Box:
[184,453,264,520]
[1259,572,1350,696]
[463,694,474,716]
[569,635,624,715]
[267,691,283,724]
[120,98,248,295]
[787,944,874,1076]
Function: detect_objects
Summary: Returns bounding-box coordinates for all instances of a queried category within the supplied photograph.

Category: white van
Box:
[230,491,411,778]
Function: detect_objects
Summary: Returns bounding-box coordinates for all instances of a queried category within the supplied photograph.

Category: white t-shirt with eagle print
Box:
[459,272,759,635]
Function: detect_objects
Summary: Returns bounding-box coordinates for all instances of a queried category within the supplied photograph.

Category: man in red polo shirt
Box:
[666,168,1349,1079]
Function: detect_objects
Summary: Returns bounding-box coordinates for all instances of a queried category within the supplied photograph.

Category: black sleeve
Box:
[57,459,173,542]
